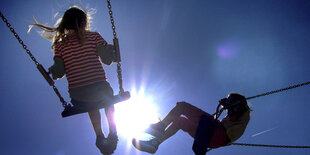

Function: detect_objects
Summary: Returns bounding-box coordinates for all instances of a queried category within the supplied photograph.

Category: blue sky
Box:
[1,0,310,155]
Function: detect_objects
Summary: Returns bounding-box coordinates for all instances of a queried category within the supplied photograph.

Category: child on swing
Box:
[29,6,118,155]
[132,93,251,155]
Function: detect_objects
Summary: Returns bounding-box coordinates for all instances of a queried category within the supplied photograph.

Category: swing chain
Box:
[246,81,310,100]
[117,63,124,93]
[0,12,39,65]
[231,142,310,149]
[0,11,69,108]
[107,0,117,39]
[106,0,125,94]
[52,85,69,108]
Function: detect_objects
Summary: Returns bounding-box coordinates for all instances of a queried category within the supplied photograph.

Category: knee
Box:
[175,101,195,115]
[176,101,190,110]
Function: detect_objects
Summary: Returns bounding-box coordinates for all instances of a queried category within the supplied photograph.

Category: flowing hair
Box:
[28,6,92,49]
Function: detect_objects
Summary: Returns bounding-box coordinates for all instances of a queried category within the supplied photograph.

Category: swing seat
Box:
[192,115,215,155]
[61,91,130,117]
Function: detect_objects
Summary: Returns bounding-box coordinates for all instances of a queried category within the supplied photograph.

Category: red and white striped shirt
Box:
[54,31,107,88]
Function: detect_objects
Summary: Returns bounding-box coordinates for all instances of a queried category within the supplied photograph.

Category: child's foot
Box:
[132,138,160,154]
[96,134,118,155]
[96,135,109,154]
[107,133,119,151]
[144,122,165,138]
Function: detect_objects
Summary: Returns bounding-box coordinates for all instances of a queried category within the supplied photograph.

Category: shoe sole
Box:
[132,139,157,154]
[144,128,164,139]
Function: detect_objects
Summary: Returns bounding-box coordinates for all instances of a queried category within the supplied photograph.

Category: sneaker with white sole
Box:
[132,138,160,154]
[96,135,109,154]
[96,134,118,155]
[144,122,165,138]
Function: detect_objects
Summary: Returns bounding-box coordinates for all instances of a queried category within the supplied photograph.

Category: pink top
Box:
[54,31,107,88]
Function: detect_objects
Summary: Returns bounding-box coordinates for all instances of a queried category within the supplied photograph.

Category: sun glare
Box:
[114,89,160,140]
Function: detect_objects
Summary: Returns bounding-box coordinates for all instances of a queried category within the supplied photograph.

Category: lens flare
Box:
[114,89,159,141]
[217,42,240,59]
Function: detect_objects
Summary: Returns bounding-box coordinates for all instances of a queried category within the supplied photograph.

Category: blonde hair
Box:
[28,6,91,49]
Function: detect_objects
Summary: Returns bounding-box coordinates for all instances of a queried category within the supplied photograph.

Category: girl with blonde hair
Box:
[29,6,118,154]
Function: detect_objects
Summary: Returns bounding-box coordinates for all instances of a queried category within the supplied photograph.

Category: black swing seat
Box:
[192,115,215,155]
[61,91,130,117]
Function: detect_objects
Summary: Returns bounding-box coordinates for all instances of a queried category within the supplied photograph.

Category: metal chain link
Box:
[232,142,310,149]
[106,0,124,94]
[0,11,68,108]
[208,142,310,153]
[107,0,117,39]
[246,81,310,100]
[1,12,39,65]
[52,86,69,108]
[117,63,124,93]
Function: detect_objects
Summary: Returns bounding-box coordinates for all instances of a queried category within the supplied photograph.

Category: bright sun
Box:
[114,89,160,140]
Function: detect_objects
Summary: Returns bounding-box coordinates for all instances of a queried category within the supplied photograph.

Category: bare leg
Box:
[132,102,208,154]
[160,102,204,127]
[161,104,184,126]
[104,105,119,154]
[90,108,117,155]
[132,103,204,154]
[132,117,187,154]
[160,117,190,142]
[157,102,206,142]
[105,105,117,134]
[88,110,104,137]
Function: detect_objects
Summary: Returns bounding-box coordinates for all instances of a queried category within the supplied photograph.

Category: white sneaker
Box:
[132,138,160,154]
